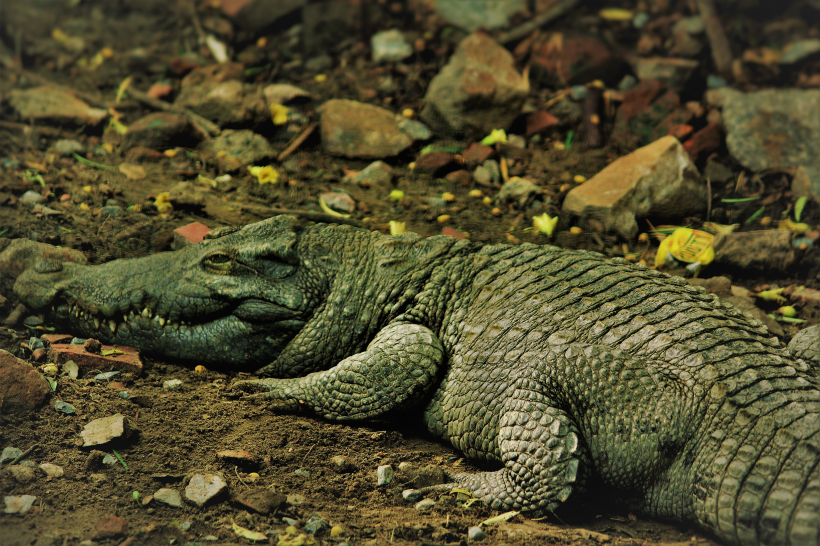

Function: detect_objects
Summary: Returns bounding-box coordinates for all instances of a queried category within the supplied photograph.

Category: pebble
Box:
[102,454,119,466]
[415,498,436,512]
[319,192,356,214]
[498,177,540,207]
[93,514,128,539]
[55,400,77,414]
[19,191,47,206]
[81,413,134,446]
[94,371,120,381]
[39,463,64,478]
[235,489,287,514]
[330,455,355,473]
[304,516,330,536]
[281,517,298,526]
[402,489,422,501]
[371,29,413,63]
[53,139,84,156]
[435,0,525,31]
[286,494,305,505]
[396,117,432,140]
[154,488,183,508]
[184,472,228,507]
[346,161,394,187]
[8,465,37,483]
[90,473,107,483]
[376,464,394,485]
[0,447,22,464]
[319,99,415,159]
[23,315,43,327]
[163,379,183,391]
[4,495,36,514]
[468,526,488,541]
[28,337,44,350]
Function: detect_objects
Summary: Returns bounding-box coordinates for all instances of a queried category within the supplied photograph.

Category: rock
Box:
[468,526,488,540]
[153,488,182,508]
[612,79,681,149]
[223,0,305,33]
[526,111,560,136]
[4,495,36,515]
[47,342,143,375]
[445,169,472,187]
[0,350,51,416]
[163,379,183,391]
[712,231,796,274]
[634,58,699,93]
[415,498,436,512]
[791,166,820,205]
[168,181,206,210]
[435,0,525,31]
[402,489,422,501]
[682,122,723,163]
[319,99,414,159]
[414,152,457,176]
[93,514,128,540]
[216,449,257,463]
[122,112,202,150]
[83,338,102,354]
[330,455,355,473]
[263,83,311,105]
[53,139,84,156]
[39,463,64,478]
[176,76,267,127]
[421,33,529,140]
[396,117,432,140]
[80,413,135,447]
[8,465,36,483]
[235,488,287,514]
[54,401,76,414]
[173,222,211,247]
[462,143,495,167]
[376,464,394,486]
[184,472,228,507]
[198,129,275,173]
[532,34,626,87]
[497,177,540,207]
[1,447,22,465]
[305,516,330,536]
[720,89,820,172]
[346,161,393,187]
[319,192,356,214]
[562,136,705,239]
[371,29,413,63]
[8,86,107,126]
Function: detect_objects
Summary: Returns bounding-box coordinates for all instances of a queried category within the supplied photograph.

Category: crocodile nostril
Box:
[33,260,64,274]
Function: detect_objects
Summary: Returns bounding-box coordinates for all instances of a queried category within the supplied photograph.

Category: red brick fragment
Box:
[173,222,211,245]
[93,514,128,539]
[441,227,469,240]
[684,123,723,163]
[40,333,74,345]
[526,111,560,136]
[47,343,142,375]
[461,143,495,167]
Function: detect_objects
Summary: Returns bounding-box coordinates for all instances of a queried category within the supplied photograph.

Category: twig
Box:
[0,120,78,139]
[125,86,220,138]
[498,0,581,45]
[1,444,36,467]
[234,465,249,488]
[695,0,733,76]
[277,123,317,162]
[240,204,367,228]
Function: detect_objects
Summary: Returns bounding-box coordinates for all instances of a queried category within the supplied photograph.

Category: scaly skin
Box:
[12,216,820,545]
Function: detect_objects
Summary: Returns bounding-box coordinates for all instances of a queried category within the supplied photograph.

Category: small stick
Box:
[695,0,733,76]
[240,204,367,228]
[498,0,580,45]
[277,123,317,162]
[1,444,36,467]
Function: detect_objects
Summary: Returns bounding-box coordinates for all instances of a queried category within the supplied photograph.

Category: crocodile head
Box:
[13,216,319,369]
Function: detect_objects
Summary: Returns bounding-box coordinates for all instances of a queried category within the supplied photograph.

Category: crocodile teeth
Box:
[159,317,166,327]
[109,320,117,334]
[93,317,100,330]
[141,307,150,319]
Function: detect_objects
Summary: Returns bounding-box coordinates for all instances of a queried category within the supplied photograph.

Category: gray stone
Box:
[19,191,46,205]
[397,117,432,140]
[0,447,22,464]
[153,488,182,508]
[421,33,529,139]
[198,129,275,173]
[376,464,394,486]
[468,526,488,540]
[4,495,36,514]
[721,89,820,172]
[435,0,525,31]
[347,161,394,187]
[497,177,540,207]
[184,472,228,507]
[80,413,135,447]
[8,86,106,126]
[304,516,330,536]
[176,80,267,128]
[371,29,413,63]
[53,139,84,156]
[319,192,356,214]
[562,136,705,239]
[319,100,414,159]
[263,83,311,105]
[415,498,436,512]
[402,489,422,501]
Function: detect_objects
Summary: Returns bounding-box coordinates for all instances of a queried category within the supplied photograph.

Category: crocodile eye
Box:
[203,252,233,273]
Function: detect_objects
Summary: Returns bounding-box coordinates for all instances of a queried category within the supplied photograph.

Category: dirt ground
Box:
[0,0,818,545]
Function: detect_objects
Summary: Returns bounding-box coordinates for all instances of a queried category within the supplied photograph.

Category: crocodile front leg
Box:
[232,321,444,420]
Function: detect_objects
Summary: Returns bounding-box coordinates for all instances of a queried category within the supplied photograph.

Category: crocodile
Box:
[10,215,820,546]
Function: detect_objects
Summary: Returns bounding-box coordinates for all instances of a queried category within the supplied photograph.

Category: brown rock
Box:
[83,338,102,354]
[531,34,627,87]
[7,86,107,126]
[461,143,495,167]
[684,123,723,163]
[122,112,202,150]
[0,349,51,415]
[93,514,128,539]
[235,488,287,515]
[216,449,257,463]
[414,152,457,176]
[444,169,472,186]
[319,99,414,159]
[712,231,796,274]
[421,32,529,139]
[525,110,560,136]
